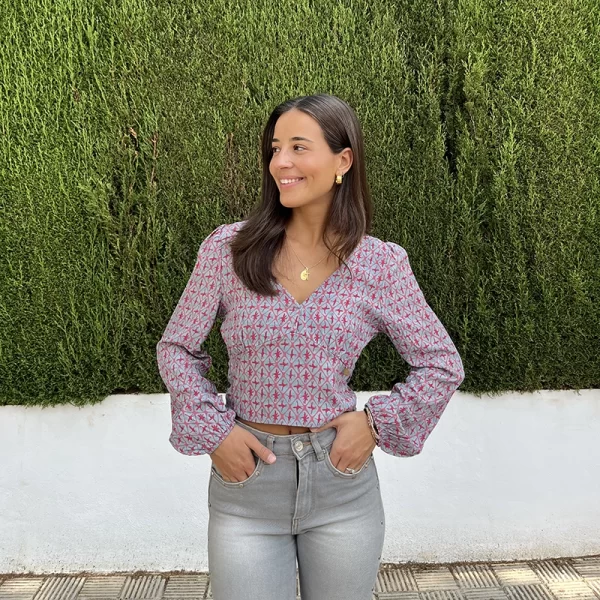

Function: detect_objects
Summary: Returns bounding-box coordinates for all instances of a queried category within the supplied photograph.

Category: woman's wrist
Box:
[363,405,380,445]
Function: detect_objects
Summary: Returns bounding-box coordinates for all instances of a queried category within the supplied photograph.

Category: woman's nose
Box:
[272,149,293,168]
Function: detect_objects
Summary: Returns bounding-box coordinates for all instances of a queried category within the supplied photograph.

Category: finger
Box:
[229,451,258,481]
[244,455,258,477]
[328,437,348,467]
[347,455,371,473]
[329,448,342,468]
[335,456,350,473]
[221,470,237,483]
[215,458,255,482]
[245,435,277,464]
[333,450,365,473]
[228,470,248,483]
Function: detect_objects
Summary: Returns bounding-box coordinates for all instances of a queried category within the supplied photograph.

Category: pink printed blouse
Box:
[156,221,465,457]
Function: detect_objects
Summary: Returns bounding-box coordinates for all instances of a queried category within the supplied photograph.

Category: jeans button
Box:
[294,440,304,452]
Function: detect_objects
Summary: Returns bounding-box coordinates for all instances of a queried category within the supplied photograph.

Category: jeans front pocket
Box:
[324,446,373,479]
[211,453,264,488]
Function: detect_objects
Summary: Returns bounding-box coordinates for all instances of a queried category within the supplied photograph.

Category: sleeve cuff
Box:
[169,409,237,456]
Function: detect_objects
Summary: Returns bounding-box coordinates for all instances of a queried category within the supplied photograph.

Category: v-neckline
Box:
[275,235,366,309]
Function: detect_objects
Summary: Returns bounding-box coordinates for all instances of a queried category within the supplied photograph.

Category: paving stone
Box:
[79,577,127,599]
[0,579,45,600]
[2,558,600,600]
[492,565,542,586]
[119,576,165,600]
[205,572,369,598]
[376,568,419,593]
[530,561,583,583]
[419,591,465,600]
[462,588,510,600]
[32,577,85,600]
[546,581,598,600]
[452,565,501,589]
[504,584,555,600]
[573,559,600,579]
[203,572,304,598]
[163,575,207,599]
[585,580,600,598]
[414,568,460,591]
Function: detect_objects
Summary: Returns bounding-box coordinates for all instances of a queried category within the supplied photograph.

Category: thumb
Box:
[310,418,339,433]
[246,436,277,464]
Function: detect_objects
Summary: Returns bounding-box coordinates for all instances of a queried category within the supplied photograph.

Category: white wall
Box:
[1,390,599,574]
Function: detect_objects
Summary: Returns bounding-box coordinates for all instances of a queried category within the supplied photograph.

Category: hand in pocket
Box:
[210,425,277,482]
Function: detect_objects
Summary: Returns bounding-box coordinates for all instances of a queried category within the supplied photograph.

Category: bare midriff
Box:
[237,418,311,435]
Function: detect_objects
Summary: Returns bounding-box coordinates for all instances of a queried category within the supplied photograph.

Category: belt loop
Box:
[266,434,275,452]
[309,432,326,461]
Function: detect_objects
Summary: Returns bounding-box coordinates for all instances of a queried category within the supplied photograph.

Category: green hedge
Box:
[1,0,598,406]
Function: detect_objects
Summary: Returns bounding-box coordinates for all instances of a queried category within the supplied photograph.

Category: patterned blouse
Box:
[156,221,465,457]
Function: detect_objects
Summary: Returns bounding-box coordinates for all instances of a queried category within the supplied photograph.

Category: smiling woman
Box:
[156,94,465,600]
[230,94,371,299]
[270,109,353,220]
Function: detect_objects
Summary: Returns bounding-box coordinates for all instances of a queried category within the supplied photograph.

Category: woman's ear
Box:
[339,148,353,174]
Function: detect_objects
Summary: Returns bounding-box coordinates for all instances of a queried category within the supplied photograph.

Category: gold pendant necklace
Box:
[287,239,331,280]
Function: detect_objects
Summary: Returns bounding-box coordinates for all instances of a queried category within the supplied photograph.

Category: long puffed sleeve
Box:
[156,224,236,456]
[366,242,465,457]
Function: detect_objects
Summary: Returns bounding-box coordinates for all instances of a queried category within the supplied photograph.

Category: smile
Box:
[280,177,305,188]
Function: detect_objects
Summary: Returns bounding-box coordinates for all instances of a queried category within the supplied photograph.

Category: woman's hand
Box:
[210,425,277,482]
[310,410,376,473]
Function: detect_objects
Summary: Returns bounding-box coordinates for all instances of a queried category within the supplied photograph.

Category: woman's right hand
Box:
[209,425,277,482]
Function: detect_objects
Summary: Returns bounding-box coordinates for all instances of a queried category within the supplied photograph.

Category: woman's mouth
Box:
[280,177,305,189]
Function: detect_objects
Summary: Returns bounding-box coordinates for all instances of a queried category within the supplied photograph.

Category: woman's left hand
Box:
[310,410,376,473]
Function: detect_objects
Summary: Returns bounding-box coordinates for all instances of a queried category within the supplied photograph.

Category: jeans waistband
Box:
[235,418,337,458]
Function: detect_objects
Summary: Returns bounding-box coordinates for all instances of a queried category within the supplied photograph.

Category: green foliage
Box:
[1,0,598,405]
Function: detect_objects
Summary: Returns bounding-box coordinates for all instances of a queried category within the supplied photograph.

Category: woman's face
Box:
[269,108,352,209]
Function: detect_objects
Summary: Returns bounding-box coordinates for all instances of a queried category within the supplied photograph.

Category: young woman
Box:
[156,94,465,600]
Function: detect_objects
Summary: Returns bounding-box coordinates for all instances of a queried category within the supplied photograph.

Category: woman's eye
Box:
[271,146,305,153]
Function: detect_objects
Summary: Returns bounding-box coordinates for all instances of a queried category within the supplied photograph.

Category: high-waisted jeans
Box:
[207,419,386,600]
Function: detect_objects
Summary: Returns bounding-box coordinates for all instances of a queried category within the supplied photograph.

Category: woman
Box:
[156,94,465,600]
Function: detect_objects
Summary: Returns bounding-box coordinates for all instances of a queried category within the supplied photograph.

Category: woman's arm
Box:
[365,242,465,457]
[156,224,237,456]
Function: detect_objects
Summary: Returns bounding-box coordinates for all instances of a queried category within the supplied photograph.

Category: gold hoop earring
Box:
[335,174,343,185]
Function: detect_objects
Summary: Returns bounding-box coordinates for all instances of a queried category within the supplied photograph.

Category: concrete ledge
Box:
[1,390,599,573]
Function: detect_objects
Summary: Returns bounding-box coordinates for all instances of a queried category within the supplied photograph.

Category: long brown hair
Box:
[230,94,373,296]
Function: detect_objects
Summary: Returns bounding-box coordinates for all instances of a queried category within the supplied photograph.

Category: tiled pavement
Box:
[1,556,599,600]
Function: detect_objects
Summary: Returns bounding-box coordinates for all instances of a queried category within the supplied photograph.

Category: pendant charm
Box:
[300,268,309,280]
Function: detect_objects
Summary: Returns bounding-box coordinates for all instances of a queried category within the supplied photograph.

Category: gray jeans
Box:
[207,419,385,600]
